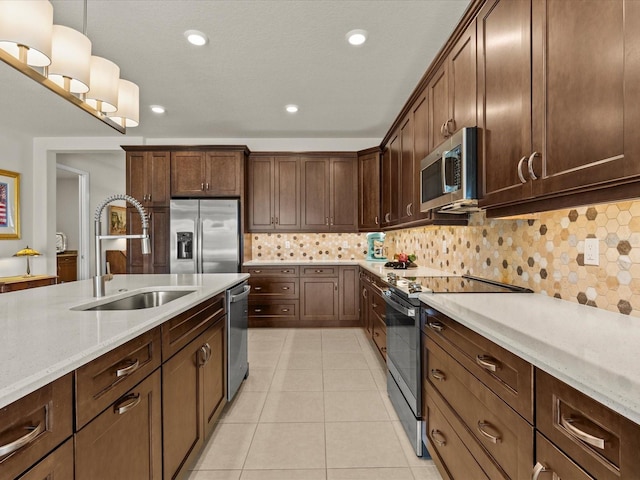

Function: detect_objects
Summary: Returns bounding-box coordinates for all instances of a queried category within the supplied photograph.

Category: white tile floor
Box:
[188,328,443,480]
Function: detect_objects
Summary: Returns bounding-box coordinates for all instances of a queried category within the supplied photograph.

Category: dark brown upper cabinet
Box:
[357,148,381,231]
[125,149,170,208]
[171,149,244,198]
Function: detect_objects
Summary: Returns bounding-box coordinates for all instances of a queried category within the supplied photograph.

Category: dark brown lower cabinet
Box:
[75,369,162,480]
[163,318,226,480]
[535,432,593,480]
[18,438,74,480]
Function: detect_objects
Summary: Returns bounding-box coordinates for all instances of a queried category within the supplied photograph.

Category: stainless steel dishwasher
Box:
[227,281,250,401]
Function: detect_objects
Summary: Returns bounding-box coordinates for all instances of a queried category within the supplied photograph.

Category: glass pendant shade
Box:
[108,79,139,127]
[85,56,120,113]
[48,25,91,93]
[0,0,53,67]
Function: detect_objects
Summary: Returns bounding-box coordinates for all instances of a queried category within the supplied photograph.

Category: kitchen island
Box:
[0,273,248,409]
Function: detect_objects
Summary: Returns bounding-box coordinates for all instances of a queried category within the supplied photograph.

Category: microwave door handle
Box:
[441,151,449,193]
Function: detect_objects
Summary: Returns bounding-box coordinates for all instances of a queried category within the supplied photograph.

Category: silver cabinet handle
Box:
[477,421,502,443]
[325,217,329,225]
[0,422,43,457]
[374,215,379,225]
[254,308,262,313]
[406,203,412,216]
[528,151,540,180]
[476,355,500,372]
[253,270,262,273]
[532,462,550,480]
[282,269,292,273]
[114,393,141,415]
[206,182,210,190]
[281,308,289,312]
[254,286,263,291]
[430,369,446,381]
[384,212,391,223]
[204,343,212,363]
[148,194,151,202]
[430,429,447,447]
[428,321,445,332]
[201,182,205,191]
[271,217,274,225]
[275,217,279,224]
[198,345,208,366]
[446,118,455,135]
[282,286,290,290]
[517,156,527,183]
[560,416,606,449]
[116,359,140,378]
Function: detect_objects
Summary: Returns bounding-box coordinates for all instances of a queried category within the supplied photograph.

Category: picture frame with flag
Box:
[0,169,20,239]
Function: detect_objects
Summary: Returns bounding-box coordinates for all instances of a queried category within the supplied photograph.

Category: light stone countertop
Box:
[0,273,248,409]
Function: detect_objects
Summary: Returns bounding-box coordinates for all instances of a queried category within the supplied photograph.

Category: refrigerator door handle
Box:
[199,217,205,274]
[194,216,200,274]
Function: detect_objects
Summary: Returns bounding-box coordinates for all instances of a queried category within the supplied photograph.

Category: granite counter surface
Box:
[0,273,248,409]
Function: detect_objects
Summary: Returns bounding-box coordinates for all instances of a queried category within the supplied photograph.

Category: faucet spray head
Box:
[141,226,151,255]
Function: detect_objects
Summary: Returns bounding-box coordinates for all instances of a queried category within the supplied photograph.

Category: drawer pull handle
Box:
[428,321,445,332]
[114,393,141,415]
[476,355,500,372]
[116,359,140,378]
[532,462,550,480]
[281,308,289,312]
[198,345,208,366]
[315,269,323,273]
[254,286,263,291]
[254,308,262,312]
[477,421,502,443]
[254,270,262,273]
[560,416,606,449]
[430,429,447,447]
[0,422,43,457]
[282,286,290,290]
[430,369,446,381]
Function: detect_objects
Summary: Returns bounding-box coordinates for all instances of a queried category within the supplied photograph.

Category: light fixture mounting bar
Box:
[0,48,126,134]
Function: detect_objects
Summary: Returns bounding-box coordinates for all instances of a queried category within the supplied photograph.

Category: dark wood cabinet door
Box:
[248,156,275,230]
[412,93,431,221]
[126,150,174,207]
[127,207,169,274]
[531,0,625,195]
[205,151,243,197]
[386,134,401,225]
[478,0,533,207]
[330,157,358,232]
[171,151,207,197]
[428,64,449,150]
[300,277,338,321]
[162,336,203,480]
[357,150,381,230]
[448,19,477,135]
[381,145,392,226]
[338,266,358,322]
[202,319,226,437]
[75,370,162,480]
[399,115,415,223]
[625,0,640,178]
[148,151,171,206]
[274,156,300,230]
[300,157,330,231]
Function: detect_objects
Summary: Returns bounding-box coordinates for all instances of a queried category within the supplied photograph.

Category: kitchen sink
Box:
[72,289,196,311]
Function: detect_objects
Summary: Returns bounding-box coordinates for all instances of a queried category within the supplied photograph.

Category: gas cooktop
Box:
[385,274,532,298]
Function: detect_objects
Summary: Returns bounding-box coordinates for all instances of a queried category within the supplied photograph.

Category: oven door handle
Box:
[382,290,416,318]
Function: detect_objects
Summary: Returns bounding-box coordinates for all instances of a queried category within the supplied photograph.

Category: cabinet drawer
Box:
[425,393,492,480]
[246,266,298,276]
[249,300,298,318]
[372,315,386,358]
[535,432,594,480]
[371,290,386,320]
[426,337,533,479]
[301,266,337,277]
[423,307,533,423]
[249,278,298,298]
[162,293,226,361]
[0,373,73,480]
[75,327,162,429]
[17,437,73,480]
[536,369,640,480]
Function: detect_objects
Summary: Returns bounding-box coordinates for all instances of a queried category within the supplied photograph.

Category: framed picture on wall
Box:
[108,206,127,235]
[0,169,20,239]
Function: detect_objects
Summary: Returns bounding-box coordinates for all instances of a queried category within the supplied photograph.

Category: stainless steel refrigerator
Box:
[170,199,241,274]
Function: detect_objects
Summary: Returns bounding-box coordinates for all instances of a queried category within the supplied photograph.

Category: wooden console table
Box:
[0,275,58,293]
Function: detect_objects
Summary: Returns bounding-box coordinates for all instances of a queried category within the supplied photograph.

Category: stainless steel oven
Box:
[382,285,424,457]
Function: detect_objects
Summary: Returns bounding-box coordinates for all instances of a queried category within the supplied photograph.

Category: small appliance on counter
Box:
[366,232,387,261]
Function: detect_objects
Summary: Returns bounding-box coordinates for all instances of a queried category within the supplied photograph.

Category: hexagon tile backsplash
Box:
[248,199,640,317]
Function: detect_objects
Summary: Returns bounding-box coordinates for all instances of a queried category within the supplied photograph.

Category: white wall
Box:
[0,132,41,277]
[56,177,80,251]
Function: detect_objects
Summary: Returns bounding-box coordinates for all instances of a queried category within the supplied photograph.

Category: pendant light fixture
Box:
[0,0,53,67]
[0,0,139,134]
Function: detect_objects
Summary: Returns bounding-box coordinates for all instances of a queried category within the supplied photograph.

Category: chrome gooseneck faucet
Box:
[93,194,151,297]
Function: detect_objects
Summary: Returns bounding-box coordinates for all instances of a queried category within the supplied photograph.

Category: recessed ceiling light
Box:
[285,104,299,113]
[150,105,166,114]
[346,29,368,46]
[184,29,208,46]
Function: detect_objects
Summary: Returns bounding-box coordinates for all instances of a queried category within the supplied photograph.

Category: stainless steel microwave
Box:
[420,126,478,213]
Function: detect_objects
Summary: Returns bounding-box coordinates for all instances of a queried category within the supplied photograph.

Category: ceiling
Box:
[1,0,471,141]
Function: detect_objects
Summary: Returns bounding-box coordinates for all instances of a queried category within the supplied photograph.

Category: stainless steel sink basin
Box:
[74,289,196,311]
